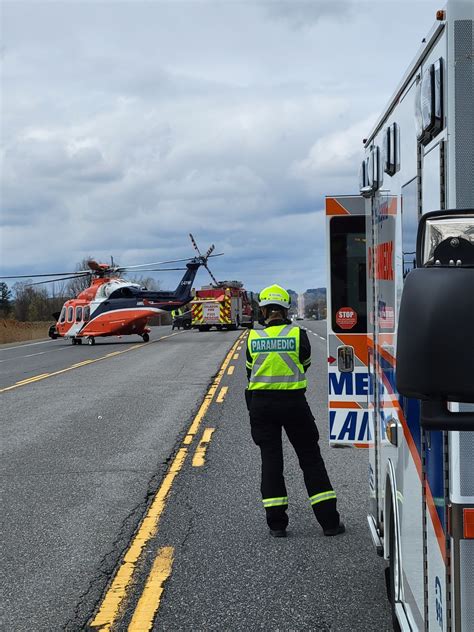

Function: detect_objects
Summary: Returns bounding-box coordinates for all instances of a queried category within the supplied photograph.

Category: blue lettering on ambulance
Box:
[329,373,353,395]
[329,372,372,396]
[435,576,443,628]
[329,411,370,442]
[339,412,358,440]
[355,373,370,395]
[329,411,337,440]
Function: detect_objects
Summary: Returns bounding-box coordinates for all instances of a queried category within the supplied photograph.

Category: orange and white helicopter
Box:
[1,236,221,345]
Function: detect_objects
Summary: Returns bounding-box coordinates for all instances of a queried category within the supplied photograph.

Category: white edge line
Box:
[0,339,52,351]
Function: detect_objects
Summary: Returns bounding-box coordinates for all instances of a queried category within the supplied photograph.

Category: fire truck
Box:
[326,2,473,630]
[191,282,254,331]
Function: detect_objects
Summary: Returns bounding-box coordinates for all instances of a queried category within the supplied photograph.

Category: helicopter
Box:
[1,235,222,345]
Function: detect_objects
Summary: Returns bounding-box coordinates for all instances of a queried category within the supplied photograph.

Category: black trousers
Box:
[247,391,340,531]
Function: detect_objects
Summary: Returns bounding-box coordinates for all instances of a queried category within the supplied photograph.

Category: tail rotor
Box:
[189,234,220,286]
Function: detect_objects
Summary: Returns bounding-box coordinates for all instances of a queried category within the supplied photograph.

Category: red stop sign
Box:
[336,307,357,330]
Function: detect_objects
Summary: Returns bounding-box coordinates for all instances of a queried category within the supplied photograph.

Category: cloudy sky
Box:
[1,0,440,293]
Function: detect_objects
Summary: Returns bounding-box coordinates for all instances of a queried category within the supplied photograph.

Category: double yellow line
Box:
[0,332,182,394]
[90,330,247,631]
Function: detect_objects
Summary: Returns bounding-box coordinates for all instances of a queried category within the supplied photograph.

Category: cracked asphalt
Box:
[0,326,241,631]
[113,321,392,631]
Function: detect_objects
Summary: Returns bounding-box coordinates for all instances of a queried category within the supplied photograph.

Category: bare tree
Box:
[49,281,70,314]
[65,258,94,297]
[12,282,52,321]
[127,275,161,290]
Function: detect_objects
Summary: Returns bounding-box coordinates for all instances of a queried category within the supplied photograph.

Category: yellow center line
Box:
[90,449,186,630]
[192,428,216,467]
[183,332,245,445]
[216,386,228,403]
[128,546,175,632]
[14,373,51,385]
[227,365,235,375]
[0,332,184,394]
[90,330,246,630]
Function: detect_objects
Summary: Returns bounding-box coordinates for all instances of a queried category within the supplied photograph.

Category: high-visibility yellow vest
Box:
[247,324,307,390]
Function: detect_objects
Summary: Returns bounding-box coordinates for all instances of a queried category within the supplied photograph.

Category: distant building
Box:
[303,288,326,301]
[287,289,298,315]
[303,288,327,319]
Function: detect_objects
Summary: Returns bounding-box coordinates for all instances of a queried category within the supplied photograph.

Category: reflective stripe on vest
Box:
[247,324,307,390]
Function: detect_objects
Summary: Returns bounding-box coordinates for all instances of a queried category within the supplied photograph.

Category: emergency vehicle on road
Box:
[191,282,254,331]
[326,2,473,630]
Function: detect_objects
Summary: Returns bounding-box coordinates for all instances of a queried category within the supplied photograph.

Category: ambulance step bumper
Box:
[367,514,383,557]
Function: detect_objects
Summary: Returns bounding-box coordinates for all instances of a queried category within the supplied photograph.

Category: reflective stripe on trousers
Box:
[309,490,337,506]
[262,496,288,508]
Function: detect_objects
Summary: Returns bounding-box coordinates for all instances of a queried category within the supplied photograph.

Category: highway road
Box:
[1,321,392,631]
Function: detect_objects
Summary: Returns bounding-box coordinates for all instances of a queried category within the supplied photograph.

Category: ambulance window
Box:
[401,178,418,278]
[59,307,66,323]
[84,306,90,321]
[330,216,367,334]
[76,306,83,322]
[67,306,74,322]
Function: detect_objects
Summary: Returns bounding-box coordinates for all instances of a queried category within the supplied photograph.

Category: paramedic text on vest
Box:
[246,284,345,538]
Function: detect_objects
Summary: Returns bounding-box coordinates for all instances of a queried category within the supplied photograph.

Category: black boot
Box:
[269,529,287,538]
[323,522,346,536]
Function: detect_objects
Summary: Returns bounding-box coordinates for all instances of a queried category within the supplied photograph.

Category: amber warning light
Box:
[464,509,474,539]
[436,10,446,20]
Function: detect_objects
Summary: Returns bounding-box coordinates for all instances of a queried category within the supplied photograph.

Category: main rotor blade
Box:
[126,267,187,273]
[25,274,91,286]
[118,256,199,271]
[0,271,90,279]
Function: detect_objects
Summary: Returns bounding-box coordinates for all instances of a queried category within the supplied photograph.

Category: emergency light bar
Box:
[415,58,444,145]
[359,145,382,197]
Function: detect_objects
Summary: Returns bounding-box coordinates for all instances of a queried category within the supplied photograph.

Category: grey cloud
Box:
[1,0,442,290]
[262,0,353,29]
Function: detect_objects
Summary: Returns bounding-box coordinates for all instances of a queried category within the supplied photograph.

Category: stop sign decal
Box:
[336,307,357,330]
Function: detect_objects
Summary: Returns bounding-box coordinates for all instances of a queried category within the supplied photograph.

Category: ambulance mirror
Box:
[396,265,474,431]
[417,210,474,268]
[337,346,354,373]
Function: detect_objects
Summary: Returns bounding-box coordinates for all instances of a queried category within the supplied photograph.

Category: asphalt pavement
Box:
[93,320,392,631]
[1,326,241,630]
[1,321,392,631]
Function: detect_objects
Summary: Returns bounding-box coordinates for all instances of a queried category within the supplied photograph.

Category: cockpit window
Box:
[59,307,66,323]
[84,306,90,321]
[76,306,83,322]
[67,306,74,322]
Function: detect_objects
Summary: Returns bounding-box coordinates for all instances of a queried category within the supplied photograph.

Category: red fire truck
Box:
[191,282,254,331]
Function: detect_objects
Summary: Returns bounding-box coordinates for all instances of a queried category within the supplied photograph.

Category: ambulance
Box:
[326,2,473,629]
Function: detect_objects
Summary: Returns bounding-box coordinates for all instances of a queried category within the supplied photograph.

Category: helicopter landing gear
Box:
[142,333,150,342]
[87,336,96,345]
[71,337,82,345]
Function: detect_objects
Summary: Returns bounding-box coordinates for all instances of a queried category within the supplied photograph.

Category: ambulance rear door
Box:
[326,196,369,448]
